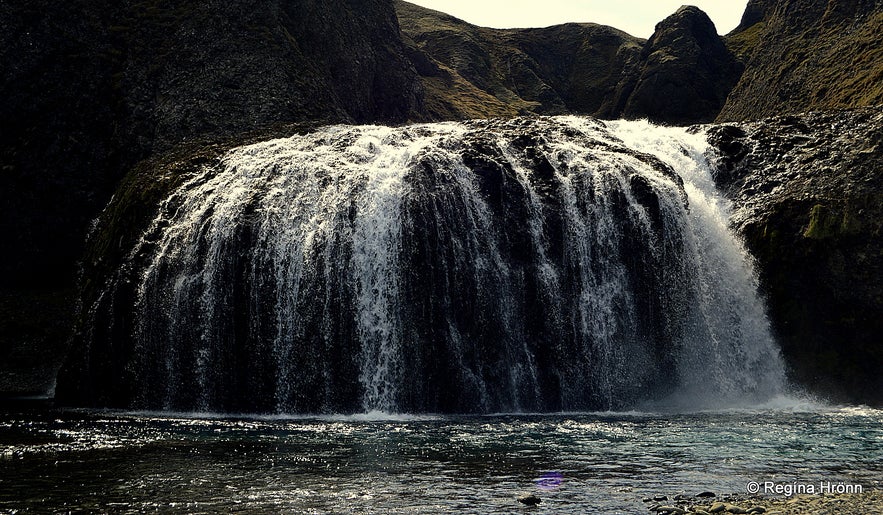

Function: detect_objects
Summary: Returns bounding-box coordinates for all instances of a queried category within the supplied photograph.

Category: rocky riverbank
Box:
[639,489,882,514]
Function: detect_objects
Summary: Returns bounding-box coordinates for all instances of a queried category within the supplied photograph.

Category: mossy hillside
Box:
[724,20,765,62]
[719,4,883,121]
[396,0,645,119]
[396,1,742,124]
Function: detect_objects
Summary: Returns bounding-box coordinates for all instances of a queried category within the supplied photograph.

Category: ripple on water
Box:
[0,408,881,513]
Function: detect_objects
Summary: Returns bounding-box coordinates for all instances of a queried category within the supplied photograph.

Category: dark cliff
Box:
[396,1,741,123]
[709,107,883,404]
[620,6,743,124]
[0,0,423,396]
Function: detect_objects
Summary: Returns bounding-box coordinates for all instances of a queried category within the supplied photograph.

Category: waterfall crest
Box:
[73,117,786,413]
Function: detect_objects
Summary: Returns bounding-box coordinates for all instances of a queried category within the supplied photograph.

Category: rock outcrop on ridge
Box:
[396,1,742,124]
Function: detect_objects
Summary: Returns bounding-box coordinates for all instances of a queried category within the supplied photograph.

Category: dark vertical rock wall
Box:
[709,107,883,405]
[0,0,423,396]
[1,0,422,286]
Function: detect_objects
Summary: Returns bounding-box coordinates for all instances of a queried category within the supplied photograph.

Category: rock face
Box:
[620,6,743,124]
[113,0,422,151]
[396,1,741,123]
[719,0,883,121]
[1,0,421,283]
[732,0,779,32]
[708,107,883,404]
[0,0,423,395]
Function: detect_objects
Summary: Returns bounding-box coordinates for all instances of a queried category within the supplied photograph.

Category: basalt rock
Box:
[708,106,883,405]
[0,0,424,395]
[620,6,743,124]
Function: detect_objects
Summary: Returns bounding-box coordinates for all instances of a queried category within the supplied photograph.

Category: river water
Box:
[2,402,881,513]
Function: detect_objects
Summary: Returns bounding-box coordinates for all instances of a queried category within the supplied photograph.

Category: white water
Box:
[106,117,785,413]
[604,119,787,407]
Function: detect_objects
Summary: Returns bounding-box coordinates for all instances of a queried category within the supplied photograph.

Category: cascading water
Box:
[66,117,786,414]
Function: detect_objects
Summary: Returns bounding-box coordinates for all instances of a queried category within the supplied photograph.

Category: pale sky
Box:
[404,1,749,38]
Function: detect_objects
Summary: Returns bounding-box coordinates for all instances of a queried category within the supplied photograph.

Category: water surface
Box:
[2,404,881,513]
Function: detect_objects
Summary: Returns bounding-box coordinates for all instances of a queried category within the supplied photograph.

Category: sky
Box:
[404,1,749,38]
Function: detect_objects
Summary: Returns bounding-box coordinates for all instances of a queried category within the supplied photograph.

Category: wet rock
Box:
[697,491,717,498]
[654,495,669,502]
[517,493,542,506]
[707,107,883,406]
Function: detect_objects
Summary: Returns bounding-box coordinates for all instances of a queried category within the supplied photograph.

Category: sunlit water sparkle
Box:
[1,405,881,513]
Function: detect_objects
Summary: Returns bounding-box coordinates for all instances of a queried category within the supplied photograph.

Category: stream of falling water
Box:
[80,117,784,413]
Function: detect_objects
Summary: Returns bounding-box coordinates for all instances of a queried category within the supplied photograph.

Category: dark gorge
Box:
[3,2,883,512]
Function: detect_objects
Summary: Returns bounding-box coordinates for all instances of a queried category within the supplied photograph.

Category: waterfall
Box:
[73,117,786,413]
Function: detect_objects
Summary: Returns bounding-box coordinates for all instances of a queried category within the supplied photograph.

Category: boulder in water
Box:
[517,493,541,506]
